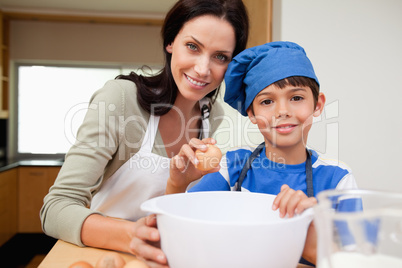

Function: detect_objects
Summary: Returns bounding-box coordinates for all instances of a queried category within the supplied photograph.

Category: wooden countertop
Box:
[0,159,63,172]
[40,240,314,268]
[39,240,144,267]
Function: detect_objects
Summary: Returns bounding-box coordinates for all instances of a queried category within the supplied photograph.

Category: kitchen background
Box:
[0,0,401,267]
[4,0,399,191]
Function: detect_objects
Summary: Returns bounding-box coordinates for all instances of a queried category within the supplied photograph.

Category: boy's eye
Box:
[261,99,273,105]
[292,96,304,101]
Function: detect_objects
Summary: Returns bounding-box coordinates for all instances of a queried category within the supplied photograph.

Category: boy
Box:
[167,41,357,264]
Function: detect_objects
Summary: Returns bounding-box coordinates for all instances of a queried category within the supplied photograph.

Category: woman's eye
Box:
[187,43,197,51]
[216,54,229,62]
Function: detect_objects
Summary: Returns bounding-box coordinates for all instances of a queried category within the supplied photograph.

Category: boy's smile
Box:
[247,83,325,163]
[272,123,298,134]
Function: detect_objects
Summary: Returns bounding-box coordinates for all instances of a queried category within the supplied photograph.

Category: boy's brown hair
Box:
[249,76,320,114]
[274,76,320,108]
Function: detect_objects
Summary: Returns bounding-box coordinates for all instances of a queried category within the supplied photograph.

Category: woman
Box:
[40,0,249,267]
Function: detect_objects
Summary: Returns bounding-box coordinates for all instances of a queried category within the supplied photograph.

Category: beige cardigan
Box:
[40,79,224,246]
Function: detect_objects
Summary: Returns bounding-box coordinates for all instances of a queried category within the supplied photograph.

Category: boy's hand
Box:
[272,184,317,218]
[166,138,220,194]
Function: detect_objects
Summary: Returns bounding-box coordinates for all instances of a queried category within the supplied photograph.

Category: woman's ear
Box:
[313,92,326,117]
[247,107,257,124]
[166,43,173,53]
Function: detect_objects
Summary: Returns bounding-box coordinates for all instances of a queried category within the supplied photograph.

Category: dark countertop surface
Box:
[0,159,64,173]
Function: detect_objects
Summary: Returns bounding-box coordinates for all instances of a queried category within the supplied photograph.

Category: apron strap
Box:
[142,99,210,152]
[141,115,160,153]
[199,98,211,139]
[236,143,314,197]
[236,142,265,191]
[305,149,314,197]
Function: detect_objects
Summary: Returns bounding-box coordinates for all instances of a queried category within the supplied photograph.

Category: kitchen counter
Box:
[39,240,141,267]
[40,240,314,268]
[0,159,63,172]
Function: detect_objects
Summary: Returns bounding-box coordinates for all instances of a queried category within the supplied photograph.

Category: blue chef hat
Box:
[224,41,319,116]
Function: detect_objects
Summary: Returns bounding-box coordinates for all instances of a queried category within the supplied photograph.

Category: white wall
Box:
[272,0,402,192]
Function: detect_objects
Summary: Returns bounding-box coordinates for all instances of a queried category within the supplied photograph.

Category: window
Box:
[12,64,161,159]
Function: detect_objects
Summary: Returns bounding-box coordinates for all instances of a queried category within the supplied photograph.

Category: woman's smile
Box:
[185,74,208,88]
[166,15,235,101]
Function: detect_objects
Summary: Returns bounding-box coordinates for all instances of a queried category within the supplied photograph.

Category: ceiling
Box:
[0,0,177,17]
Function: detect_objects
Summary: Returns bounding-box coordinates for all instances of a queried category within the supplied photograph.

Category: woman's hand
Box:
[166,138,220,194]
[272,184,317,218]
[129,215,169,268]
[81,214,168,267]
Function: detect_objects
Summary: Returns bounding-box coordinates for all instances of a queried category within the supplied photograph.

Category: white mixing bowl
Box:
[141,191,313,268]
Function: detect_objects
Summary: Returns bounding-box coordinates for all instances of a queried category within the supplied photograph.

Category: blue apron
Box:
[235,142,315,267]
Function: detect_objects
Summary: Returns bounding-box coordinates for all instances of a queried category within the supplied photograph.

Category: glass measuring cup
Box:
[314,189,402,268]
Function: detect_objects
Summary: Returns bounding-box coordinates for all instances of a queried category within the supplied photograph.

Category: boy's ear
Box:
[246,107,257,124]
[313,92,326,117]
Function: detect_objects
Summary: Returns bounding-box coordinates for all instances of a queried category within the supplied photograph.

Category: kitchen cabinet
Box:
[243,0,272,48]
[0,11,9,119]
[18,166,60,233]
[0,168,17,245]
